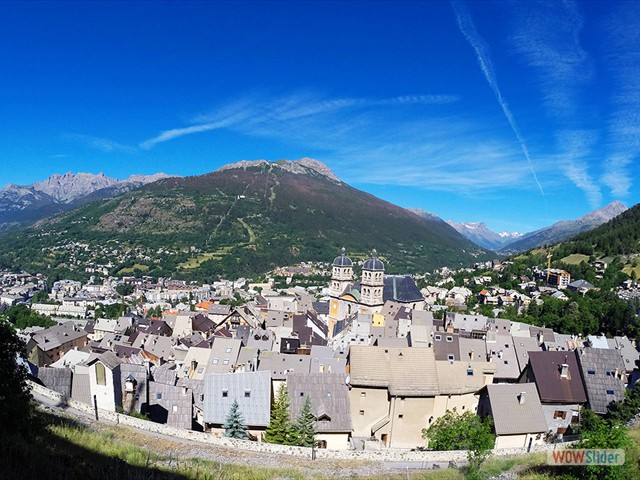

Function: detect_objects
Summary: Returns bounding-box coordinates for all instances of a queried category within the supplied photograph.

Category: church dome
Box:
[333,248,353,267]
[363,249,385,271]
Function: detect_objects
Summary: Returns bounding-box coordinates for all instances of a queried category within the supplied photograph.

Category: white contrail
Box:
[451,0,545,197]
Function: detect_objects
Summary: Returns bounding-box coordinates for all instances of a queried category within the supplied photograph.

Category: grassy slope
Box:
[6,407,640,480]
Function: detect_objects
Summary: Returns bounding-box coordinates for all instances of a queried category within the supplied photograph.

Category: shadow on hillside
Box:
[0,411,191,480]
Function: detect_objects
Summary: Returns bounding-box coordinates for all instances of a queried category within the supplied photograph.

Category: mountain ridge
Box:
[499,201,628,253]
[0,159,490,281]
[0,172,175,231]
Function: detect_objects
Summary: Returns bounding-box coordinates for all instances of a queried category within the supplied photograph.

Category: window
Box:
[360,392,366,398]
[156,392,162,401]
[606,371,612,376]
[95,363,106,386]
[434,335,441,341]
[466,368,474,376]
[244,389,251,398]
[606,389,615,395]
[398,414,403,420]
[587,370,596,375]
[300,392,304,397]
[446,336,453,342]
[197,367,204,374]
[226,347,232,353]
[553,410,567,420]
[172,405,178,412]
[212,358,219,365]
[359,410,365,416]
[447,354,455,361]
[223,359,229,365]
[222,390,228,398]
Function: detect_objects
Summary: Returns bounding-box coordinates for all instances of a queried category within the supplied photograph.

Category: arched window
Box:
[95,362,106,386]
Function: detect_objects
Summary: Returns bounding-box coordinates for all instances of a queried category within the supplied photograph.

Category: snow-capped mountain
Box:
[445,221,520,250]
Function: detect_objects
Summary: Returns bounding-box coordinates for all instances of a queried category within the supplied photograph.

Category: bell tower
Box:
[360,249,384,307]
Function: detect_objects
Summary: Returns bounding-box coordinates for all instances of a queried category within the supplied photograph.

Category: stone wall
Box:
[30,381,568,463]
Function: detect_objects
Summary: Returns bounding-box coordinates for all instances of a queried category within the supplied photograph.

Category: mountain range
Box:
[0,162,631,281]
[0,159,490,281]
[444,221,522,251]
[443,202,628,252]
[0,172,173,232]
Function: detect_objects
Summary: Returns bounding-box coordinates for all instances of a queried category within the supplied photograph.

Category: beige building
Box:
[328,249,424,334]
[348,345,496,448]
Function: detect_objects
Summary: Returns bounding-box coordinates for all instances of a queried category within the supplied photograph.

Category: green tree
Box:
[115,284,135,297]
[222,399,249,440]
[264,384,293,445]
[422,409,495,480]
[292,396,316,447]
[0,320,34,436]
[607,382,640,424]
[0,304,55,330]
[570,413,634,480]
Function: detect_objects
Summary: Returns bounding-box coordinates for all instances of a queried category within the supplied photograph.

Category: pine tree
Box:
[222,399,249,440]
[264,383,293,444]
[292,395,316,447]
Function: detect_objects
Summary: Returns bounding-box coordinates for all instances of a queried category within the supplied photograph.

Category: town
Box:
[4,247,640,454]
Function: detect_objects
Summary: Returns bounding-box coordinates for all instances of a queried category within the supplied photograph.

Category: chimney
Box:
[560,363,569,379]
[537,330,544,346]
[518,392,526,405]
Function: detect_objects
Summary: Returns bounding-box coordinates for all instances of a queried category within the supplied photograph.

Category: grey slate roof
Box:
[37,367,73,397]
[575,347,627,414]
[513,336,542,372]
[203,370,271,427]
[382,276,423,303]
[152,362,178,386]
[287,373,352,433]
[148,381,193,429]
[614,336,640,372]
[258,351,311,379]
[484,383,547,435]
[71,370,92,405]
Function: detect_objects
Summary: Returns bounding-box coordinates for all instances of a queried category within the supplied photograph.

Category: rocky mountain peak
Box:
[217,158,341,183]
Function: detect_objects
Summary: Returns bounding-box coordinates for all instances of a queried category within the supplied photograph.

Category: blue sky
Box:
[1,1,638,233]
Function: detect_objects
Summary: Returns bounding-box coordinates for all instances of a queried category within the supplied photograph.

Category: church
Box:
[328,248,425,323]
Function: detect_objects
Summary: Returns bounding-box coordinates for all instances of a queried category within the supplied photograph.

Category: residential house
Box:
[26,322,88,367]
[348,346,495,448]
[519,351,587,436]
[37,367,73,398]
[287,373,353,450]
[575,347,627,414]
[148,381,193,429]
[87,351,123,412]
[478,383,547,449]
[203,370,271,439]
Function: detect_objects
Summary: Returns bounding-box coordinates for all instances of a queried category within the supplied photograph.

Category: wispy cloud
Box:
[65,134,137,153]
[139,92,459,149]
[508,0,591,117]
[451,0,545,198]
[555,129,602,207]
[600,2,640,198]
[504,1,603,206]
